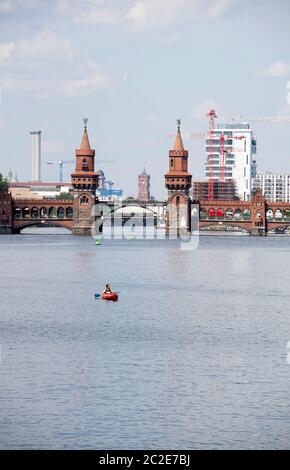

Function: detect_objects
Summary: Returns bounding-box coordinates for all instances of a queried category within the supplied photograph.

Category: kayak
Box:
[101,292,118,301]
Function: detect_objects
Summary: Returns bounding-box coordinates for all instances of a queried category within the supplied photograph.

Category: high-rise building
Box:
[138,167,150,201]
[252,172,290,202]
[204,123,257,201]
[30,130,41,182]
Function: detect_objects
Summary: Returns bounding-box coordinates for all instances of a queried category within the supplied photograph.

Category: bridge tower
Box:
[71,119,98,235]
[250,189,267,235]
[165,120,192,235]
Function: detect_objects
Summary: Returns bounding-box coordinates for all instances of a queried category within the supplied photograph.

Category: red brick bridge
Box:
[0,195,74,233]
[197,191,290,235]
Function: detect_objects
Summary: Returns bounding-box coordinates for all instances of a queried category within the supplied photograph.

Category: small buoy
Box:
[95,239,102,245]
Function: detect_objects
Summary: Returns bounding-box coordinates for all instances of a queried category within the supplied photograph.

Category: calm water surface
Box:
[0,232,290,449]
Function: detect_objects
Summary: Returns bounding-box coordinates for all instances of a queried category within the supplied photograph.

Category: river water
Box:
[0,232,290,449]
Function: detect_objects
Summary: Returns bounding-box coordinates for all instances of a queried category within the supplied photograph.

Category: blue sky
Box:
[0,0,289,199]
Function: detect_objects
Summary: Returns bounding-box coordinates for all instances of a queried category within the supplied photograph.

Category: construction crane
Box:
[46,159,116,183]
[206,109,218,200]
[46,160,74,183]
[232,115,290,123]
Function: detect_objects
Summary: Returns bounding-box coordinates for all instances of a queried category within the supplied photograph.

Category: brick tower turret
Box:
[165,120,192,234]
[71,119,98,235]
[138,167,150,202]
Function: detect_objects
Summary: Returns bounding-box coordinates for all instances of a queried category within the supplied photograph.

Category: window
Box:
[82,159,89,171]
[80,195,89,205]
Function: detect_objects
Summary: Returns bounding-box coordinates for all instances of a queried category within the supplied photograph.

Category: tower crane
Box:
[232,115,290,123]
[46,159,116,183]
[206,109,218,200]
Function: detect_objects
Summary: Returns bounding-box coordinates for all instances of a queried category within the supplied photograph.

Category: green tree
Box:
[0,173,8,193]
[56,192,74,200]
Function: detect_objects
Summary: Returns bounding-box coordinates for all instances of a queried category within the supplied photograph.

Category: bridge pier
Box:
[0,227,12,234]
[249,228,267,236]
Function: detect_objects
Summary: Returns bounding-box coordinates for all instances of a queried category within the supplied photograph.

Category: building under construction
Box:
[191,179,239,201]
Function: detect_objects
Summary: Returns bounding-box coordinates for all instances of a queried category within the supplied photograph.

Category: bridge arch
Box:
[14,207,21,218]
[13,220,73,233]
[268,224,290,234]
[243,208,251,220]
[40,207,48,218]
[225,208,233,220]
[57,207,65,218]
[22,207,30,218]
[233,208,242,219]
[66,207,73,218]
[274,208,283,221]
[49,207,57,218]
[200,223,250,234]
[31,207,39,218]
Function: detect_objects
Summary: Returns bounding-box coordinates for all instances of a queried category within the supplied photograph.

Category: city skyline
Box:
[0,0,290,199]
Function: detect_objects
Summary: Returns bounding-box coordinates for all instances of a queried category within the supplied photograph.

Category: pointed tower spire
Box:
[80,117,91,151]
[75,118,95,158]
[165,119,192,192]
[173,119,184,151]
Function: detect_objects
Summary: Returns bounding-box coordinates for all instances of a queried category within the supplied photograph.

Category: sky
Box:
[0,0,290,199]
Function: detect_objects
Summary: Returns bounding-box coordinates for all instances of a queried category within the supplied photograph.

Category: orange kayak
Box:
[101,292,118,301]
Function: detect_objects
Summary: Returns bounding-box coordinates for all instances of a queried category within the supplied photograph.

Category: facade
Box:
[96,169,106,189]
[191,179,238,201]
[165,121,192,233]
[205,123,257,201]
[9,182,71,199]
[0,191,13,233]
[138,167,150,201]
[71,122,98,235]
[96,169,124,201]
[252,172,290,202]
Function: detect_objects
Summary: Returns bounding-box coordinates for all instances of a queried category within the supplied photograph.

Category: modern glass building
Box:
[205,123,257,201]
[252,172,290,202]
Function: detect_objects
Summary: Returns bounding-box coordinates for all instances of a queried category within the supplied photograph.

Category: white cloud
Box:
[126,2,146,24]
[126,0,237,29]
[261,61,290,78]
[0,0,41,14]
[56,0,239,29]
[0,29,111,98]
[0,42,15,63]
[55,0,121,25]
[15,30,74,62]
[191,100,232,123]
[74,7,121,25]
[0,1,13,13]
